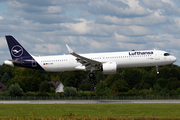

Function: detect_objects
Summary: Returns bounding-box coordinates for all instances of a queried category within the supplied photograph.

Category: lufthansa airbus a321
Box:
[4,35,177,78]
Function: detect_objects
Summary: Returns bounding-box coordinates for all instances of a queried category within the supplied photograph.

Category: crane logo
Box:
[11,45,23,57]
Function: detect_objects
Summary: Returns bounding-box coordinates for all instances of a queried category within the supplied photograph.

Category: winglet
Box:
[66,44,74,54]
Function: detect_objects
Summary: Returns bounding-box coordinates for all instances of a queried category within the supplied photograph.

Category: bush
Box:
[36,92,49,96]
[24,91,36,96]
[115,92,128,96]
[126,88,139,96]
[48,92,59,97]
[78,91,95,97]
[138,88,153,96]
[175,87,180,95]
[79,83,91,91]
[64,87,77,96]
[50,87,55,93]
[0,91,6,96]
[24,91,58,97]
[7,83,23,96]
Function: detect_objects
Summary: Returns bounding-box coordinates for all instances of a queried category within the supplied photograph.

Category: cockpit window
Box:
[164,53,170,56]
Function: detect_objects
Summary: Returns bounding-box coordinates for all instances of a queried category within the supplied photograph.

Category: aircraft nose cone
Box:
[174,57,177,62]
[172,56,177,62]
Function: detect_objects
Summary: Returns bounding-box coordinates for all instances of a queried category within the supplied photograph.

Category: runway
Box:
[0,100,180,104]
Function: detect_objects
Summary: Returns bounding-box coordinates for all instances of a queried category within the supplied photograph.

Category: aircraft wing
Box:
[66,44,102,69]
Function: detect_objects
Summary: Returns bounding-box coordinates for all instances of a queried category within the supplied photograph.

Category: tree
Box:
[1,72,10,84]
[153,83,161,94]
[169,67,180,80]
[96,71,104,83]
[157,78,168,89]
[64,71,86,89]
[167,78,180,90]
[0,64,13,81]
[142,73,157,89]
[7,83,23,96]
[51,75,60,81]
[39,81,51,92]
[12,67,50,82]
[111,79,129,92]
[7,76,41,92]
[123,68,143,89]
[157,66,170,79]
[95,80,112,96]
[104,73,123,87]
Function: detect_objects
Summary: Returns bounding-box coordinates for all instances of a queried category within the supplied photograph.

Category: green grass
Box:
[0,103,180,119]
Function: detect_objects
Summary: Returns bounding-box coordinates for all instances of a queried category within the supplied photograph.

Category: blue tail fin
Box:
[5,35,32,60]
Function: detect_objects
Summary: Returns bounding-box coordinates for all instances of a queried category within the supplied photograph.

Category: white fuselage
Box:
[33,50,177,72]
[4,36,177,75]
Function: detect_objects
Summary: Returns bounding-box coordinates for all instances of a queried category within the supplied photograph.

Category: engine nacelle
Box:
[101,62,117,75]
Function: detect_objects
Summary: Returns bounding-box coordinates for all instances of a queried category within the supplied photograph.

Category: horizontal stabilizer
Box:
[4,59,23,66]
[7,59,23,64]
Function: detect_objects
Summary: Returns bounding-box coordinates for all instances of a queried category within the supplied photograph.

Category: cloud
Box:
[0,0,180,66]
[0,16,3,20]
[139,0,180,16]
[56,18,157,37]
[139,0,170,9]
[0,37,7,49]
[85,0,150,17]
[0,37,9,64]
[34,44,62,54]
[6,0,77,24]
[96,11,175,26]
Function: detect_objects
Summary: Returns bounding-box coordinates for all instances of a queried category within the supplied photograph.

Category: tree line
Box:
[0,64,180,96]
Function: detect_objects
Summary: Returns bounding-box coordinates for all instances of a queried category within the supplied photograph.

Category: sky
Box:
[0,0,180,66]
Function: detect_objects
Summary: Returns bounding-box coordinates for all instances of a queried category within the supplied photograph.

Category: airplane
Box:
[4,35,177,79]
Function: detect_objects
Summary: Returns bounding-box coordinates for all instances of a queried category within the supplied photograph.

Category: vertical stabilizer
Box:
[5,35,32,60]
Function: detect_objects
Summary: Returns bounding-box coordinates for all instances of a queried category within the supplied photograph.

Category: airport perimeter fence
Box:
[1,95,180,100]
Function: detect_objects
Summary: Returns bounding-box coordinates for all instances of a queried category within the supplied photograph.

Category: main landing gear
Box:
[156,66,159,74]
[89,72,95,79]
[89,67,96,79]
[88,72,96,92]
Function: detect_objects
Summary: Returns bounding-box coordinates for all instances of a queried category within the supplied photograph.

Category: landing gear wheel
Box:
[156,66,159,74]
[89,72,95,79]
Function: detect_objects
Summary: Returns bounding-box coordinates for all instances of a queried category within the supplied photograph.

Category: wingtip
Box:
[66,44,74,54]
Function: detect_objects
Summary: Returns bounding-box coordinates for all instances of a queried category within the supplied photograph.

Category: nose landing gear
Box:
[156,66,159,74]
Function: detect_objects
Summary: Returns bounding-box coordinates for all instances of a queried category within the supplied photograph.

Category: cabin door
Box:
[69,57,74,64]
[155,51,160,60]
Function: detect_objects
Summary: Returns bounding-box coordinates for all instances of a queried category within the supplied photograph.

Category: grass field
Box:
[0,103,180,119]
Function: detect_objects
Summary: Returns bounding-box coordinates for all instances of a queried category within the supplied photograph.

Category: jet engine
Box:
[101,62,117,75]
